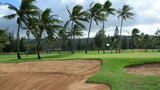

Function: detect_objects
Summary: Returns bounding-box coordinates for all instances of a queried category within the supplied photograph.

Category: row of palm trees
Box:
[1,0,134,59]
[106,28,160,53]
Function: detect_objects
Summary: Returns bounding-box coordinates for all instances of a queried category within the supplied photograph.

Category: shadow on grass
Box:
[2,53,72,63]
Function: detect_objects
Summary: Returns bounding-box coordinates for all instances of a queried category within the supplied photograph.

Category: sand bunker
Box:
[124,63,160,75]
[0,60,110,90]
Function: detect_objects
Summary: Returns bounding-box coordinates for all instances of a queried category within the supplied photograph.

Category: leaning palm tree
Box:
[101,0,115,53]
[4,0,39,59]
[28,8,62,59]
[85,2,104,54]
[66,5,88,53]
[117,4,134,53]
[131,28,141,52]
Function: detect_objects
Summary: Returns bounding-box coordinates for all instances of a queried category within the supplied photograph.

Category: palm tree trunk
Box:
[119,17,124,53]
[37,30,43,59]
[71,21,74,54]
[26,36,29,56]
[102,20,105,54]
[37,39,41,59]
[85,18,93,54]
[17,25,21,59]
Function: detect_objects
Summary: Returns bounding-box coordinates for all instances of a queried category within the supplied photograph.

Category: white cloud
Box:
[0,5,16,18]
[61,0,84,4]
[1,0,160,38]
[98,0,105,4]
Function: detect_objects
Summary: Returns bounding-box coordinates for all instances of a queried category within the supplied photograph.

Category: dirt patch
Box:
[124,62,160,75]
[0,60,110,90]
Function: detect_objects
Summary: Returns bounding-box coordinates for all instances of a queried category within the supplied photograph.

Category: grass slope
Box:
[0,51,160,90]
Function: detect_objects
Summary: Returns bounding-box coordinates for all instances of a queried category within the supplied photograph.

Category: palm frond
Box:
[66,5,72,16]
[74,20,86,29]
[5,3,18,12]
[72,5,83,16]
[3,14,17,19]
[64,20,70,28]
[94,18,99,25]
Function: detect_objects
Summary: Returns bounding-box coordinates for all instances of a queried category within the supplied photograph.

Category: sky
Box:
[0,0,160,38]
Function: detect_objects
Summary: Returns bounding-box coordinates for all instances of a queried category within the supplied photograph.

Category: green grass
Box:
[0,50,160,90]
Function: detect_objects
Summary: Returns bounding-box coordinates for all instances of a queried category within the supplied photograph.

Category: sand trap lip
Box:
[124,62,160,75]
[0,60,110,90]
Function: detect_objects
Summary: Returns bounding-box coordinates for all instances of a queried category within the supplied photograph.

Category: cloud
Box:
[61,0,84,4]
[0,5,15,18]
[0,0,160,39]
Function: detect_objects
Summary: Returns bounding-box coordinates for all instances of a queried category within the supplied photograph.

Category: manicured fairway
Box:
[0,51,160,90]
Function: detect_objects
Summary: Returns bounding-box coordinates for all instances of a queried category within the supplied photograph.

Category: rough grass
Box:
[0,50,160,90]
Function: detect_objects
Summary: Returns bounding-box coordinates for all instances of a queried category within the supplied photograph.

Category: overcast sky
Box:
[0,0,160,38]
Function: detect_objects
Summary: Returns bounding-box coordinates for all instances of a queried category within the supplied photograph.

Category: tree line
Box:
[0,0,160,59]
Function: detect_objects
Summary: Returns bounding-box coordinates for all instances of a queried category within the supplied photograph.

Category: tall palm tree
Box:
[85,2,104,54]
[4,0,39,59]
[101,0,115,53]
[66,5,88,53]
[29,8,62,59]
[131,28,141,52]
[117,4,134,53]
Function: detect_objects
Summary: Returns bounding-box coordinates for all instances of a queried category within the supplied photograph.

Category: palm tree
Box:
[131,28,141,52]
[67,24,83,53]
[85,2,104,54]
[66,5,88,53]
[29,8,62,59]
[101,0,115,53]
[117,4,134,53]
[58,27,68,52]
[68,24,83,39]
[140,34,151,52]
[109,36,119,53]
[4,0,39,59]
[94,30,106,53]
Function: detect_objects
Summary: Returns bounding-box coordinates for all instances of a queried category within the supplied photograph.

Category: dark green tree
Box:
[122,37,128,49]
[0,29,10,52]
[3,31,16,53]
[68,24,83,53]
[77,39,82,52]
[89,40,94,50]
[19,37,26,52]
[94,30,105,53]
[26,30,30,56]
[131,28,141,52]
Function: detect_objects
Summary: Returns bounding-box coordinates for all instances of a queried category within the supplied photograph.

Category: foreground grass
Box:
[0,51,160,90]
